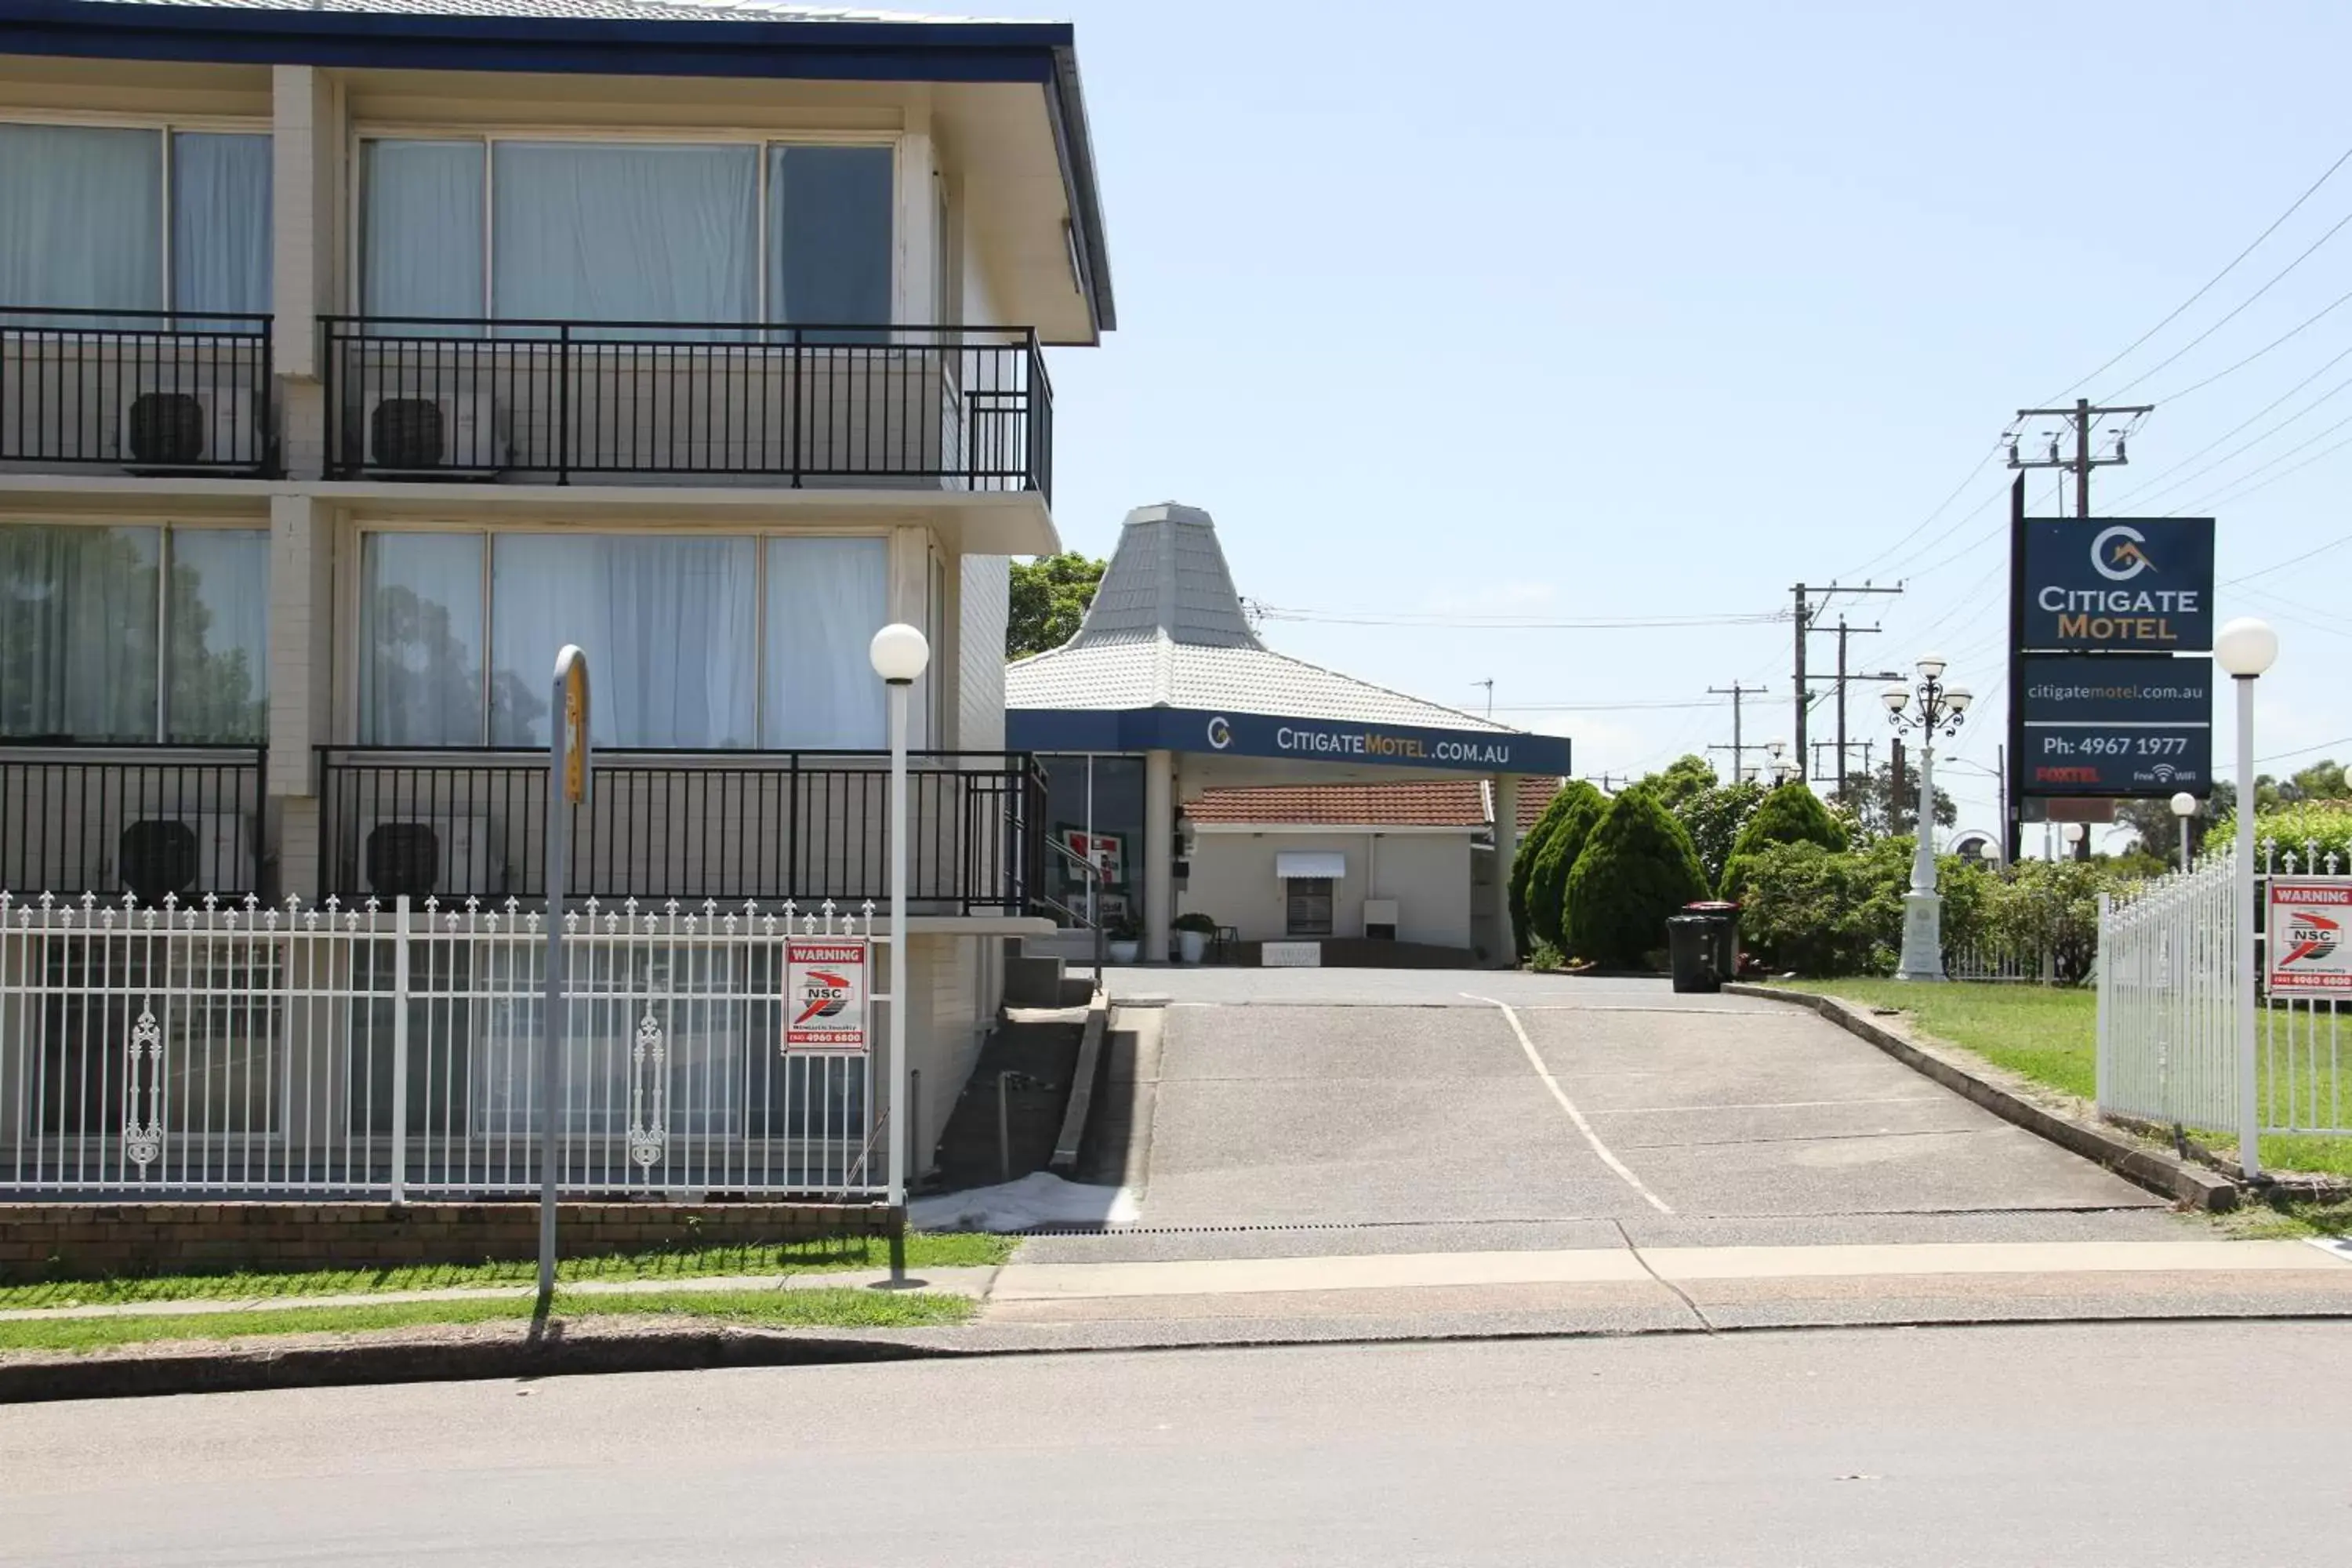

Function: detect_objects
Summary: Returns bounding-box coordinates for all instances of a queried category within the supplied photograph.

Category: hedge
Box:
[1719,782,1848,901]
[1526,783,1609,950]
[1562,790,1709,967]
[1509,780,1602,958]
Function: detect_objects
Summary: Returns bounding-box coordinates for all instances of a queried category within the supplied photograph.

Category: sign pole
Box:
[541,646,590,1309]
[2005,476,2025,866]
[2235,670,2261,1181]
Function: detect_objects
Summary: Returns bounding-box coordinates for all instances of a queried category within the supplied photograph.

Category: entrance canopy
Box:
[1007,503,1571,779]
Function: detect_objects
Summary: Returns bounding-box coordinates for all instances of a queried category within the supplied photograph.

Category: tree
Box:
[1562,790,1709,968]
[1007,553,1106,659]
[1736,836,1992,976]
[1509,779,1602,957]
[1829,757,1954,840]
[1525,782,1608,950]
[2116,779,2235,869]
[1719,780,1848,900]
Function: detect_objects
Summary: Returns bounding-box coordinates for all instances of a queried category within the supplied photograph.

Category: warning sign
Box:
[784,939,869,1052]
[2267,878,2352,996]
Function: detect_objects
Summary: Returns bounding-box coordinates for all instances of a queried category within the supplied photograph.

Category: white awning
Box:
[1275,851,1347,880]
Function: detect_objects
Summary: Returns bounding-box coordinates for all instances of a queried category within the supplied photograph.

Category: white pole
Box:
[390,895,410,1204]
[541,695,566,1305]
[887,678,909,1218]
[2235,672,2261,1180]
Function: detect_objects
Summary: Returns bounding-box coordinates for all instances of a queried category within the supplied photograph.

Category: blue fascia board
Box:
[1010,706,1573,777]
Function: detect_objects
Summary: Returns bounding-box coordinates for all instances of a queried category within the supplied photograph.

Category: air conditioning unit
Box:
[111,813,257,902]
[1363,898,1400,942]
[358,815,497,902]
[361,390,506,474]
[118,383,260,470]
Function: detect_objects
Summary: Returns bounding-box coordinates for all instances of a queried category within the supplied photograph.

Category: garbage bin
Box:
[1666,913,1723,994]
[1683,899,1740,978]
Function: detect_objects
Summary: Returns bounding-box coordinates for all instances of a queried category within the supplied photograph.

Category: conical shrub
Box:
[1563,789,1710,967]
[1527,784,1609,950]
[1511,780,1603,955]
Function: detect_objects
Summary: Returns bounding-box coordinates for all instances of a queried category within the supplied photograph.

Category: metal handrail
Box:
[1040,833,1108,976]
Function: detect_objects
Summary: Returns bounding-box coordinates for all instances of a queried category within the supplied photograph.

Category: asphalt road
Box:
[1096,977,2164,1247]
[6,1323,2349,1566]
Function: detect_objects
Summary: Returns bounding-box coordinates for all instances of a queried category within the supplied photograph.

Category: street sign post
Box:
[2018,653,2213,797]
[2267,877,2352,996]
[540,646,590,1307]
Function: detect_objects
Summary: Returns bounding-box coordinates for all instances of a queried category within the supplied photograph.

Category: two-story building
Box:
[0,0,1113,1196]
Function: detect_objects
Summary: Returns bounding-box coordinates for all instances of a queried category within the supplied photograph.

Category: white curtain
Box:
[361,533,487,746]
[165,530,268,741]
[490,535,756,748]
[0,524,160,740]
[768,146,894,326]
[361,140,486,321]
[492,143,757,328]
[0,125,162,317]
[170,132,272,316]
[764,536,887,749]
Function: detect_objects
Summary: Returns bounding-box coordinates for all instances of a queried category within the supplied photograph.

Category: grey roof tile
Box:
[83,0,1029,24]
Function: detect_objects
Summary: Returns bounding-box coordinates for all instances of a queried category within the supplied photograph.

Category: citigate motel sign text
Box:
[2021,518,2215,651]
[2011,509,2216,806]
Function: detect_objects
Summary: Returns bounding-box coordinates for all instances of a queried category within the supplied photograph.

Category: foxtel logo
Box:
[2035,766,2102,783]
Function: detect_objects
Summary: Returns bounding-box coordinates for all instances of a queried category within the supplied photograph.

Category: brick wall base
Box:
[0,1202,895,1283]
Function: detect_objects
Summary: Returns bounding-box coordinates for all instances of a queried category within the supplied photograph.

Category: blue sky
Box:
[1041,0,2352,852]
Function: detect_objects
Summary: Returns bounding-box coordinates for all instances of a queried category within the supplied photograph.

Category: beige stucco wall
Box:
[1180,830,1476,949]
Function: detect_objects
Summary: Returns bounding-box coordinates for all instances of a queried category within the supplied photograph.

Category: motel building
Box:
[0,0,1116,1202]
[1007,504,1572,967]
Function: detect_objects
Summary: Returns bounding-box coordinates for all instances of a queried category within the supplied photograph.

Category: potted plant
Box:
[1106,915,1142,966]
[1172,911,1218,965]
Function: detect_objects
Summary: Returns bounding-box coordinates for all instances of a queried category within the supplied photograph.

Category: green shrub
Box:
[1980,859,2112,982]
[1561,791,1709,968]
[1525,783,1608,950]
[2209,800,2352,873]
[1172,912,1218,935]
[1719,782,1848,901]
[1527,938,1566,974]
[1667,777,1767,891]
[1509,781,1601,957]
[1736,837,1993,976]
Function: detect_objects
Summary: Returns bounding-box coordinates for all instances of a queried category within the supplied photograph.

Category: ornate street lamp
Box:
[1882,654,1972,982]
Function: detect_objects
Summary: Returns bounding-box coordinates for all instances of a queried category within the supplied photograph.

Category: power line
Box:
[2227,532,2352,585]
[2104,340,2352,505]
[2166,408,2352,516]
[2143,279,2352,405]
[2102,204,2352,401]
[1249,604,1784,630]
[1491,698,1730,713]
[2051,143,2352,401]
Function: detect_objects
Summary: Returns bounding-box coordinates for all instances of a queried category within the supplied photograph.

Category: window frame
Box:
[0,113,274,316]
[345,126,904,325]
[1286,876,1336,938]
[347,521,900,752]
[0,517,271,746]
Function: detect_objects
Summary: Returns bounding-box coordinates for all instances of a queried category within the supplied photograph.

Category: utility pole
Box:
[1889,737,1908,837]
[1706,682,1767,785]
[1472,679,1494,717]
[1802,618,1902,797]
[2008,396,2153,517]
[1792,583,1903,785]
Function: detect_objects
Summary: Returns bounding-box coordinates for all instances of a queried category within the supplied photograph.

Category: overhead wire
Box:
[2101,204,2352,401]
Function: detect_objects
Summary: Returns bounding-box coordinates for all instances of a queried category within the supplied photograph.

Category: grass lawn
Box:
[0,1232,1014,1312]
[0,1285,976,1355]
[1773,978,2352,1181]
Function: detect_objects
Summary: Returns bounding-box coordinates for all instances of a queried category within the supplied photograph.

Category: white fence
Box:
[2096,843,2352,1146]
[0,891,886,1200]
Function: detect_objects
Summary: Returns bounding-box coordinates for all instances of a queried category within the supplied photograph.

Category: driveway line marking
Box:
[1463,992,1674,1215]
[1592,1094,1949,1116]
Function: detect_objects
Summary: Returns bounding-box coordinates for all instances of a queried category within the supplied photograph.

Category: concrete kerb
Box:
[1726,982,2241,1213]
[1047,989,1112,1177]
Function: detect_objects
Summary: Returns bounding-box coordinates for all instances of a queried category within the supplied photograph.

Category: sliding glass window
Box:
[358,138,895,328]
[0,123,270,318]
[0,523,267,742]
[360,532,890,750]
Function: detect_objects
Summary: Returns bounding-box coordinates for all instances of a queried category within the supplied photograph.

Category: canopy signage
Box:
[2021,517,2215,652]
[2268,878,2352,995]
[1008,706,1573,775]
[2018,654,2212,797]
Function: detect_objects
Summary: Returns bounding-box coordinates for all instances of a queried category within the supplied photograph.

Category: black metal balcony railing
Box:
[321,318,1052,497]
[0,308,275,474]
[317,747,1046,914]
[0,743,269,899]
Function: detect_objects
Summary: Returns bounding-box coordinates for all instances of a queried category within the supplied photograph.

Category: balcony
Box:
[0,743,268,899]
[316,747,1046,915]
[321,318,1053,496]
[0,309,276,476]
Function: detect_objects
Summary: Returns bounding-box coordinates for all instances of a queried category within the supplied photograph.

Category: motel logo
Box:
[2091,524,2156,582]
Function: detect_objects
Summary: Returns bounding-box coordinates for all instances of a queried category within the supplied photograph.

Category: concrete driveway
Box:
[1101,970,2169,1250]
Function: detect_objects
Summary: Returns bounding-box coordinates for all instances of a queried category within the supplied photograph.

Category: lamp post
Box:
[1882,654,1973,982]
[2216,615,2278,1181]
[868,622,930,1250]
[2169,789,2200,871]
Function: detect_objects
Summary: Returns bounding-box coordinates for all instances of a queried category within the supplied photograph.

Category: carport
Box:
[1007,503,1571,964]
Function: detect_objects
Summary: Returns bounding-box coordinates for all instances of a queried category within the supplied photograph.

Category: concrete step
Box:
[1004,953,1069,1009]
